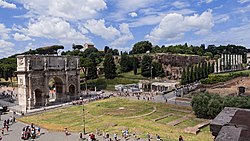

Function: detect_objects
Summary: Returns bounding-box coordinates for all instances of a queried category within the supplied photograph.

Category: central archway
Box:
[48,77,63,102]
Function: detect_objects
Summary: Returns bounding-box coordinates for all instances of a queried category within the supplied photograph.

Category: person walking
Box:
[1,127,4,136]
[114,133,117,141]
[179,135,184,141]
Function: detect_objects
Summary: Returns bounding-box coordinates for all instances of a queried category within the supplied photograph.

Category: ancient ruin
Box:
[214,54,243,73]
[16,55,80,113]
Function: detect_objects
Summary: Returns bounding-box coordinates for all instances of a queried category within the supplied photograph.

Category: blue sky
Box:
[0,0,250,58]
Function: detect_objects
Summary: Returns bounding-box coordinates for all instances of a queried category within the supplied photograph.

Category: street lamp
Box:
[82,103,86,134]
[150,65,153,92]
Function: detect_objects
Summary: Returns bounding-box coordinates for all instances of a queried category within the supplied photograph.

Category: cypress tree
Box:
[103,53,117,79]
[194,65,198,81]
[141,55,152,77]
[186,66,191,83]
[181,68,187,85]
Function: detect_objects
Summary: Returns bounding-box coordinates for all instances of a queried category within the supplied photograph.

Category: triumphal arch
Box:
[16,55,80,112]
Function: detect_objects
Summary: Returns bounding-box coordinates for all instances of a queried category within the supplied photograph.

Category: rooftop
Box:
[210,107,250,141]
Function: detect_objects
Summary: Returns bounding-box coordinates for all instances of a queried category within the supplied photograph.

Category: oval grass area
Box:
[86,97,154,117]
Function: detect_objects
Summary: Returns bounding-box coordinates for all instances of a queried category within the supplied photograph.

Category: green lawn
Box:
[18,97,213,141]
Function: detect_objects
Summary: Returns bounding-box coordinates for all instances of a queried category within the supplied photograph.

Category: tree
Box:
[131,41,153,54]
[120,54,133,72]
[103,53,116,79]
[186,66,191,83]
[204,52,213,59]
[133,57,139,75]
[104,46,109,54]
[191,65,195,82]
[80,57,98,80]
[152,62,165,77]
[141,55,152,77]
[112,49,119,55]
[72,44,83,50]
[211,62,215,73]
[191,93,211,118]
[194,65,198,81]
[181,68,187,85]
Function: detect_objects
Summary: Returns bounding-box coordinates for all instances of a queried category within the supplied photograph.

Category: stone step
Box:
[154,113,173,122]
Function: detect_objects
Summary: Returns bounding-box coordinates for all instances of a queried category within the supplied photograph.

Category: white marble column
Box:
[218,59,221,73]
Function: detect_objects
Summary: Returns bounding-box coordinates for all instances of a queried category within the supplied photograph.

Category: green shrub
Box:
[191,93,250,119]
[201,71,250,84]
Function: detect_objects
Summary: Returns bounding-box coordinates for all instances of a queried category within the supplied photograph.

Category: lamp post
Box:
[82,103,86,134]
[82,67,88,135]
[150,65,153,92]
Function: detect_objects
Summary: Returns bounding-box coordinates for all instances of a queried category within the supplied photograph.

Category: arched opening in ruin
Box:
[48,77,63,102]
[34,89,43,107]
[69,84,76,100]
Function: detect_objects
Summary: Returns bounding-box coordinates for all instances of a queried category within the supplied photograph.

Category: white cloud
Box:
[0,23,10,39]
[21,16,91,45]
[187,23,250,47]
[199,0,213,4]
[0,0,16,9]
[171,1,190,9]
[0,39,14,48]
[215,15,230,24]
[110,23,134,48]
[84,19,120,41]
[13,33,32,41]
[238,0,250,3]
[130,14,165,27]
[146,10,214,43]
[17,0,106,21]
[128,12,138,17]
[83,19,133,48]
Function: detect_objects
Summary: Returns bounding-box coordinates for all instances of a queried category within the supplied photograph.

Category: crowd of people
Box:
[21,123,41,140]
[115,92,157,102]
[0,115,16,140]
[74,128,185,141]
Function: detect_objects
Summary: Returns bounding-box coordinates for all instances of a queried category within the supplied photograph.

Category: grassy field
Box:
[18,98,213,141]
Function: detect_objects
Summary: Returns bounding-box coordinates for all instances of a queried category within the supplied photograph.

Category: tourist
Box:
[79,132,83,139]
[6,125,9,132]
[1,127,4,136]
[114,133,117,141]
[13,116,16,123]
[147,132,151,141]
[156,134,161,141]
[64,128,70,136]
[37,127,41,135]
[179,135,184,141]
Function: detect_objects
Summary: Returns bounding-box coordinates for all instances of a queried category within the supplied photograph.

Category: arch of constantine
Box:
[16,55,80,113]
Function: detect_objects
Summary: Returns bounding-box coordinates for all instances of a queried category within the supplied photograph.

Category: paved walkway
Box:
[0,112,151,141]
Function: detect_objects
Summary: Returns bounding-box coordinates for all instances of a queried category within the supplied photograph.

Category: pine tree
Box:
[120,54,133,72]
[103,53,117,79]
[181,68,187,85]
[141,55,152,77]
[194,65,198,81]
[198,63,202,80]
[211,62,215,73]
[204,62,208,78]
[133,57,139,75]
[208,62,211,74]
[191,65,195,82]
[186,66,191,83]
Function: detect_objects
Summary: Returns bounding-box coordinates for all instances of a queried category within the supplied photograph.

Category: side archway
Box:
[34,89,43,107]
[69,84,76,99]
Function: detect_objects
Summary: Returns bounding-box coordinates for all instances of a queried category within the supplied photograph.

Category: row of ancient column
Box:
[214,54,243,73]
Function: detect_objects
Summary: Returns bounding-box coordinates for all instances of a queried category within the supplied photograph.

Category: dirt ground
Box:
[206,77,250,96]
